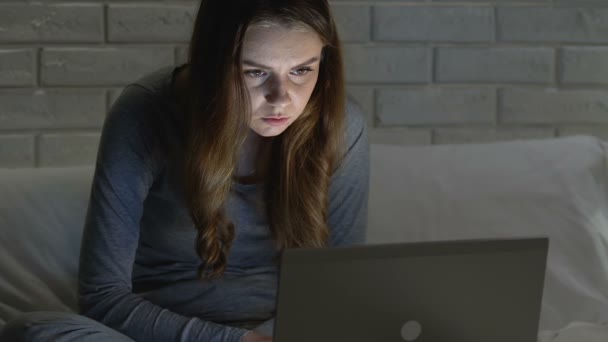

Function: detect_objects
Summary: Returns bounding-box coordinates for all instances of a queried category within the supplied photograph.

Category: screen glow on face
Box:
[241,25,324,137]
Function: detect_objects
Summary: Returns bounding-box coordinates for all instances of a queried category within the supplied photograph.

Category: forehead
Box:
[241,25,324,65]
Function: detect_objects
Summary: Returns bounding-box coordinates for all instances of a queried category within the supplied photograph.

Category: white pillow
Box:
[0,166,94,326]
[368,136,608,331]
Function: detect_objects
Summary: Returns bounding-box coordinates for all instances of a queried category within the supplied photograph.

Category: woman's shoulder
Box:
[104,66,185,164]
[108,66,184,129]
[114,65,177,110]
[131,65,176,93]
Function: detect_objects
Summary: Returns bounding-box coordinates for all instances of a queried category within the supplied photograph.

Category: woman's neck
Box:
[234,130,273,184]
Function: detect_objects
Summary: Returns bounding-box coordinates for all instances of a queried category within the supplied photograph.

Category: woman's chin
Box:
[250,124,289,137]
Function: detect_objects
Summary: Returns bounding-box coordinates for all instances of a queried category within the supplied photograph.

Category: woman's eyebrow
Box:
[242,56,320,69]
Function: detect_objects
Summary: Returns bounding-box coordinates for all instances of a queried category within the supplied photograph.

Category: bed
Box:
[1,135,607,341]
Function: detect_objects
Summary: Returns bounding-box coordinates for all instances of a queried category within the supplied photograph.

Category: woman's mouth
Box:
[262,117,290,127]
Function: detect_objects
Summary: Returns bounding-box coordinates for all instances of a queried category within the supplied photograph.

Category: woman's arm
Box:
[327,99,370,247]
[78,84,249,342]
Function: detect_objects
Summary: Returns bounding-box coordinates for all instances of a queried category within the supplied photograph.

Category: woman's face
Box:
[241,24,324,137]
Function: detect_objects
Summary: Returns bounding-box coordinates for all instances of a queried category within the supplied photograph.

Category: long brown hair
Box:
[181,0,346,279]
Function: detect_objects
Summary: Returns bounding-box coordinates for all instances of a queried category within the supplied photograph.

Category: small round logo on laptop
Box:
[401,320,422,341]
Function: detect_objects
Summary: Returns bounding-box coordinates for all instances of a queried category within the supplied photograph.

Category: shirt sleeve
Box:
[328,98,370,247]
[78,84,249,342]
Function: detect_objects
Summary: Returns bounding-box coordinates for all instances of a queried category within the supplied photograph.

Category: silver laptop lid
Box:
[274,237,548,342]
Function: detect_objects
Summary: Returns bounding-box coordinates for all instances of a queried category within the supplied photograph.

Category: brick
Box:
[108,4,197,43]
[560,47,608,85]
[36,0,166,2]
[369,128,431,146]
[436,47,553,84]
[558,126,608,141]
[500,88,608,124]
[343,46,430,83]
[555,0,608,6]
[346,86,374,127]
[373,6,493,42]
[434,127,554,145]
[0,89,106,129]
[332,4,370,43]
[0,49,36,86]
[376,87,495,126]
[498,7,608,43]
[41,47,174,86]
[0,135,35,167]
[0,4,103,43]
[38,133,100,167]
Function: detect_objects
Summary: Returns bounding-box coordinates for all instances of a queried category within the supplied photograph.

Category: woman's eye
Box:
[245,69,267,78]
[291,67,313,76]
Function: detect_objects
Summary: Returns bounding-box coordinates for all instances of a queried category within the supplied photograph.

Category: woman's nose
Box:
[264,77,290,108]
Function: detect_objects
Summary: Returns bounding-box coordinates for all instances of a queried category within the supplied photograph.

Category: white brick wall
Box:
[1,0,608,168]
[41,47,174,85]
[376,87,496,125]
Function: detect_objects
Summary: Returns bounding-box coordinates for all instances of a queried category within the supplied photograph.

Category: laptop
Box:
[273,237,548,342]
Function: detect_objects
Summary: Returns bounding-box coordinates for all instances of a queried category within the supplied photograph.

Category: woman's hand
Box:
[241,331,273,342]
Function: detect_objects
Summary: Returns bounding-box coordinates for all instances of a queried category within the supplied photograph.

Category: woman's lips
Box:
[262,117,290,126]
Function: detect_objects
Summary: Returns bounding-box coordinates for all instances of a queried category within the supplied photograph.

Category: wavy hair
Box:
[181,0,346,279]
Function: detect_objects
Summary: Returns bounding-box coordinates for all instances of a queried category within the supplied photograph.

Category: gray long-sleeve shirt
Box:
[78,65,370,342]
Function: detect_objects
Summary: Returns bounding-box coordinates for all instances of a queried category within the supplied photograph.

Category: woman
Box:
[0,0,368,341]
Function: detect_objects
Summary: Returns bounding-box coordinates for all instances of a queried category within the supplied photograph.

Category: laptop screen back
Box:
[274,238,548,342]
